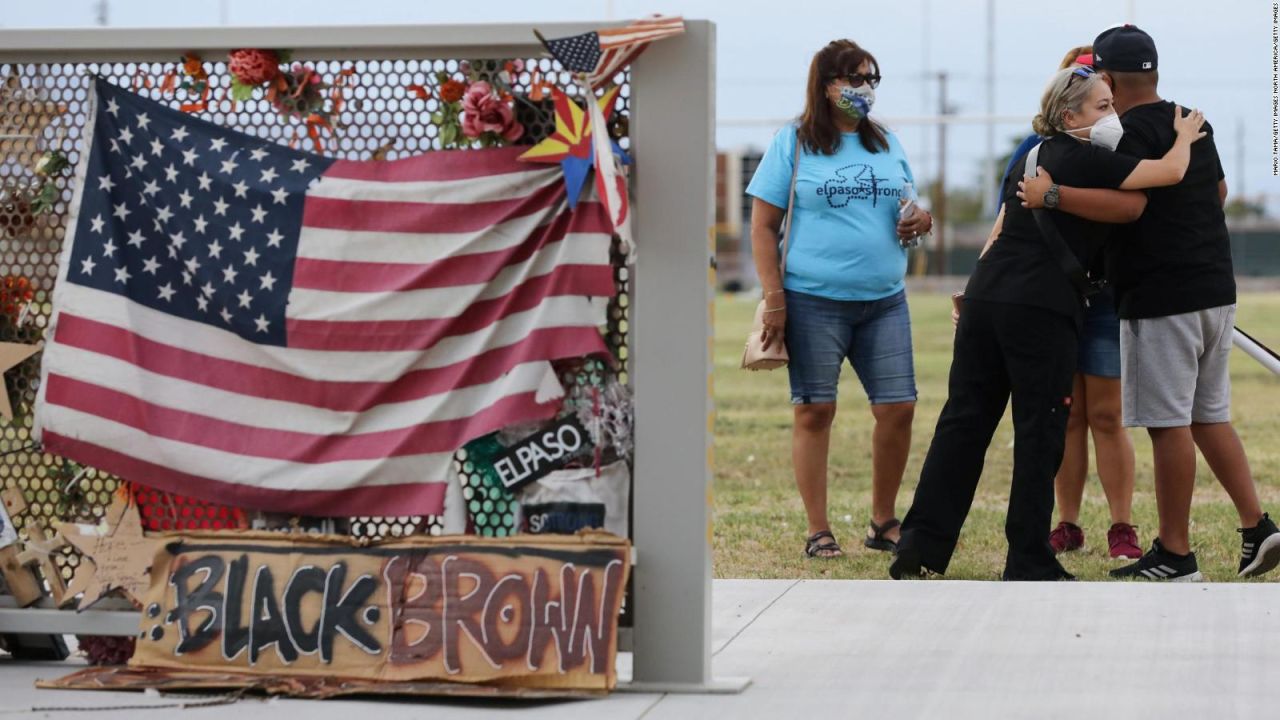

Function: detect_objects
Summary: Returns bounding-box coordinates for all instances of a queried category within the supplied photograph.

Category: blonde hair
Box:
[1032,67,1101,137]
[1058,45,1093,70]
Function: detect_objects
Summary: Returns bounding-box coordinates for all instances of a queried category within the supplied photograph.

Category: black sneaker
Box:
[1108,538,1203,582]
[1238,513,1280,577]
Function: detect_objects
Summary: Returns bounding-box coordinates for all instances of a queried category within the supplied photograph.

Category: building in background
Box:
[713,149,756,291]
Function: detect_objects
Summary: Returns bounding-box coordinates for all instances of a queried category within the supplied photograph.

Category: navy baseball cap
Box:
[1092,24,1158,72]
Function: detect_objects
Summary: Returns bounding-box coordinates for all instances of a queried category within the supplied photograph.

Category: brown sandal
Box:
[804,530,844,558]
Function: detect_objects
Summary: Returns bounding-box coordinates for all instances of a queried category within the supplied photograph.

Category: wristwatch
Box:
[1043,183,1061,210]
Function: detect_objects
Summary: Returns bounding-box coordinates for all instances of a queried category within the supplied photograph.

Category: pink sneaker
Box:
[1108,522,1142,560]
[1049,521,1085,554]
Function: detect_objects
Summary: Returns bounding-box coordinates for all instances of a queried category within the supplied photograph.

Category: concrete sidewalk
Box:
[3,579,1277,718]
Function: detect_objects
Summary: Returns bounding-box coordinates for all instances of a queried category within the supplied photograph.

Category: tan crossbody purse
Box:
[741,137,801,371]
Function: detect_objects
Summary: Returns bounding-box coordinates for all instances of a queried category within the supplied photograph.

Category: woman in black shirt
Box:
[890,66,1205,580]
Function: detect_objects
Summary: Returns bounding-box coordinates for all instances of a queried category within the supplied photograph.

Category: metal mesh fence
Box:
[0,54,631,583]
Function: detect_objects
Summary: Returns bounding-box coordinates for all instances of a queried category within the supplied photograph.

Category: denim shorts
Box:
[1077,290,1121,378]
[784,288,917,405]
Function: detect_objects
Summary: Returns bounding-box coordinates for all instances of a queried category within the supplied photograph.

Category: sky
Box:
[1,0,1275,216]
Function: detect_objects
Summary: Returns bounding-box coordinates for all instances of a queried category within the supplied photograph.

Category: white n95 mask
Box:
[1068,112,1124,151]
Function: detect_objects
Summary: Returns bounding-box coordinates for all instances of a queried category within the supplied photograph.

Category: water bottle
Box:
[899,180,922,249]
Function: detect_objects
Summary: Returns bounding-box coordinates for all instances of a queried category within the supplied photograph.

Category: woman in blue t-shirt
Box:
[746,39,933,559]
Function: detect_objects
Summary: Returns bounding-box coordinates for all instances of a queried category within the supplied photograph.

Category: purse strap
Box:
[778,132,802,276]
[1023,143,1102,300]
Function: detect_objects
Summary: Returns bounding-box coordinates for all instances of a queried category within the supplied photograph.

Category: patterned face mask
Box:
[836,84,875,121]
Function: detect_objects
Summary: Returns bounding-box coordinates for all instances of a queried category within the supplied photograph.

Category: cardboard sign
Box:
[493,416,590,490]
[40,665,607,700]
[130,531,630,692]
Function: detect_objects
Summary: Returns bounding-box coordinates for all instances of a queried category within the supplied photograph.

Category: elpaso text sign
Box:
[493,416,589,490]
[131,531,630,691]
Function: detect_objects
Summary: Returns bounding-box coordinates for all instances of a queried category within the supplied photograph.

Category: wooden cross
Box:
[0,71,68,163]
[0,486,67,605]
[0,519,42,606]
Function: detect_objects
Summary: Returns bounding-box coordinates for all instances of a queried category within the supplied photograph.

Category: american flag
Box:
[537,16,685,89]
[34,79,615,517]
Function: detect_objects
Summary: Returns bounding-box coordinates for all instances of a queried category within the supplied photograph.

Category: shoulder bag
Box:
[741,135,802,370]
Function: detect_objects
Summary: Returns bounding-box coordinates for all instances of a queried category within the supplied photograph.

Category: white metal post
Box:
[629,19,748,694]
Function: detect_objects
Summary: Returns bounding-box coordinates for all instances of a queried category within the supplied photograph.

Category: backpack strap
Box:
[1024,143,1103,301]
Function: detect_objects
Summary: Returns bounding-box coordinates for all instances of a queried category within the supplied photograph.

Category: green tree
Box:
[1225,197,1265,220]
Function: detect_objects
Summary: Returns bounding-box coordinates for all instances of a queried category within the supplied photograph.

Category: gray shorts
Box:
[1120,304,1235,428]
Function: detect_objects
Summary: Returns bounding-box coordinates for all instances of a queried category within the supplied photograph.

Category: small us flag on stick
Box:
[536,15,685,89]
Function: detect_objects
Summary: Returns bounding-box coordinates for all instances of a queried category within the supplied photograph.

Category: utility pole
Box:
[920,0,932,187]
[1236,116,1245,207]
[933,71,949,275]
[982,0,997,218]
[94,0,108,26]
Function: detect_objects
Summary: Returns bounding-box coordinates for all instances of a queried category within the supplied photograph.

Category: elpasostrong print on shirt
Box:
[818,163,903,209]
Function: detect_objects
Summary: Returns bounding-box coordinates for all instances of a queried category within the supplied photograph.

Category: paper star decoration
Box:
[0,341,42,422]
[57,493,165,611]
[518,85,629,208]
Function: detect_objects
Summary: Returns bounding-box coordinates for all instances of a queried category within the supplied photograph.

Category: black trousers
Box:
[898,299,1078,580]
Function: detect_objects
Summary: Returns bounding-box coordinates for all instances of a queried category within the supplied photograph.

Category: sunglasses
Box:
[833,72,881,89]
[1068,66,1096,83]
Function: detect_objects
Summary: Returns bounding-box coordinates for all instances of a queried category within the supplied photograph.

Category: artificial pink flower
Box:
[461,81,524,142]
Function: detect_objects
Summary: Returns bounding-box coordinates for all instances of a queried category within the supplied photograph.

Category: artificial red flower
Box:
[228,48,280,86]
[0,275,34,324]
[439,79,466,104]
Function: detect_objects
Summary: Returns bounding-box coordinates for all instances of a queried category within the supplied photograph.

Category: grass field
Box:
[713,290,1280,582]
